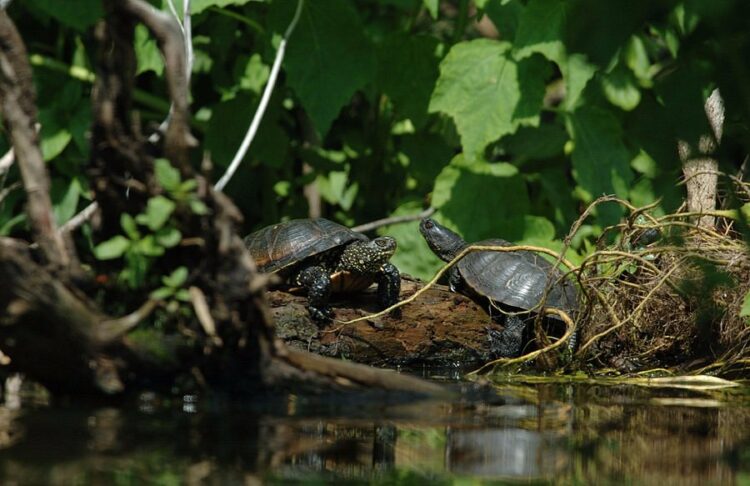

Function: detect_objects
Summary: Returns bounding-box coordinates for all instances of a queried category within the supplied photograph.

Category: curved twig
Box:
[215,0,304,191]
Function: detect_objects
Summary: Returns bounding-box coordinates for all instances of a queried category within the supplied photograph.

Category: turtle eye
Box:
[424,220,434,229]
[375,239,387,247]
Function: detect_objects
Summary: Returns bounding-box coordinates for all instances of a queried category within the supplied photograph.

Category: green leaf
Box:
[175,289,192,302]
[561,54,597,111]
[482,0,522,40]
[238,54,270,94]
[602,66,641,111]
[189,199,210,215]
[141,196,176,231]
[94,236,131,260]
[377,34,439,128]
[39,112,72,161]
[514,0,567,64]
[424,0,438,18]
[134,25,164,76]
[740,291,750,317]
[566,107,633,204]
[429,39,546,159]
[155,227,182,248]
[163,266,189,288]
[154,159,182,192]
[191,0,258,14]
[51,178,81,227]
[120,213,140,240]
[269,0,374,136]
[381,200,443,281]
[179,179,198,193]
[27,0,104,31]
[432,154,530,243]
[625,35,652,86]
[150,287,175,300]
[135,235,166,257]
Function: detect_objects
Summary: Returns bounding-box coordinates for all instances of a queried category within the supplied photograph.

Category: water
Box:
[0,374,749,484]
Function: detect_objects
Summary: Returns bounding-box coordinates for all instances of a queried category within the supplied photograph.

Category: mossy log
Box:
[271,277,501,367]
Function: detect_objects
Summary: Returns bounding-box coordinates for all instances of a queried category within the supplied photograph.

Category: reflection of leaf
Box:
[430,39,545,158]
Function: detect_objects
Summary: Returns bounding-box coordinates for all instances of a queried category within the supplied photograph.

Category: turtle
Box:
[419,218,578,358]
[244,218,401,322]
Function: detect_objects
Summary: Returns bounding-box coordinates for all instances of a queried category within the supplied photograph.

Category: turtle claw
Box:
[309,305,334,323]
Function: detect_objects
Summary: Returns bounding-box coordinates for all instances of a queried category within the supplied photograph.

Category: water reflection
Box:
[0,377,748,484]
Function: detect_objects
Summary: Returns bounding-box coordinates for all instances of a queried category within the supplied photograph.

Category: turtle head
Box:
[339,236,397,273]
[419,218,466,262]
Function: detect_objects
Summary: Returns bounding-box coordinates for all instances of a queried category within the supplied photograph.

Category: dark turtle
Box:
[244,218,400,322]
[419,218,577,358]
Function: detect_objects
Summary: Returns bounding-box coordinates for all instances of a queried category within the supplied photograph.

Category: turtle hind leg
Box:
[487,315,527,358]
[376,262,401,318]
[296,265,333,322]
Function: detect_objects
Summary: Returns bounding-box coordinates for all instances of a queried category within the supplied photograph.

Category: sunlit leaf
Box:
[94,236,130,260]
[430,39,545,159]
[154,159,182,192]
[514,0,566,64]
[120,213,140,241]
[191,0,258,14]
[163,266,189,288]
[155,227,182,248]
[140,196,176,231]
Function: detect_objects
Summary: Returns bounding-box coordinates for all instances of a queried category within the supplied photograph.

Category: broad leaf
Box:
[432,154,530,243]
[163,266,189,288]
[566,107,633,204]
[514,0,567,64]
[155,227,182,248]
[135,25,164,76]
[94,236,131,260]
[139,196,176,231]
[270,0,374,136]
[191,0,259,14]
[154,158,182,192]
[602,65,641,111]
[27,0,103,31]
[429,39,545,159]
[120,213,140,241]
[377,34,439,128]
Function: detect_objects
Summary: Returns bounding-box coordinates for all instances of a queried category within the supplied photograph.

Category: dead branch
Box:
[0,11,74,269]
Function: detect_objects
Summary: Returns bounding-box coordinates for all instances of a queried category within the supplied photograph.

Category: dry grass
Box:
[574,203,750,376]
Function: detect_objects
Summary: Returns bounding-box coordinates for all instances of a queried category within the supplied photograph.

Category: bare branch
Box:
[0,10,74,269]
[59,201,99,234]
[215,0,305,191]
[351,207,436,233]
[120,0,196,171]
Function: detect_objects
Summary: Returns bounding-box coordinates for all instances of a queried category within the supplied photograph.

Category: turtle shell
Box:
[457,239,577,315]
[244,218,367,274]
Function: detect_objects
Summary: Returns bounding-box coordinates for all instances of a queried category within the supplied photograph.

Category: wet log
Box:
[271,276,500,367]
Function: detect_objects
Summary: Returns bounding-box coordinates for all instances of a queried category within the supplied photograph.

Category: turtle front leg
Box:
[296,265,334,322]
[376,262,401,317]
[448,267,463,293]
[486,315,527,358]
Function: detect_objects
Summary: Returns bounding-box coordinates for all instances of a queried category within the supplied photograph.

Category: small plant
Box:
[150,266,191,313]
[154,158,209,216]
[94,200,182,288]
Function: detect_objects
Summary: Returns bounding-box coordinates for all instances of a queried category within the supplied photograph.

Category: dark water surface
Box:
[0,373,749,485]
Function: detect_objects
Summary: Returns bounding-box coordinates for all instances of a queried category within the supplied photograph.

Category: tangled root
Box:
[575,206,750,375]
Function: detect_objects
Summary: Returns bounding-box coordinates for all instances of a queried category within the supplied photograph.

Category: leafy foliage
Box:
[4,0,750,282]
